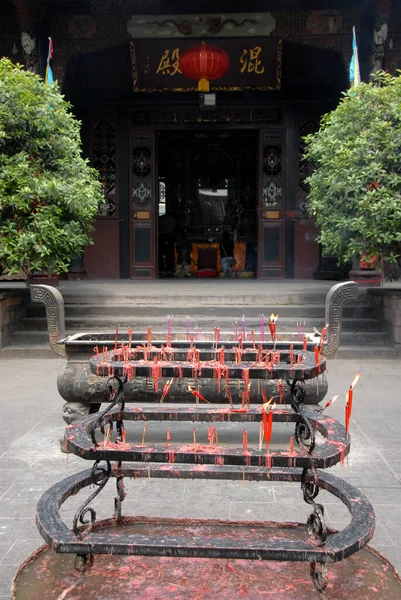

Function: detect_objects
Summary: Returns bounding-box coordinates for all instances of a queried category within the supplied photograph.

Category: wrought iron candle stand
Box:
[13,345,400,599]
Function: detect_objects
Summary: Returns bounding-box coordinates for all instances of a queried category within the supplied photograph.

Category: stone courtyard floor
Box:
[0,358,401,598]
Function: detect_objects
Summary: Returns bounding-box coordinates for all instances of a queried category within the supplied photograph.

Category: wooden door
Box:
[258,129,285,278]
[130,130,156,278]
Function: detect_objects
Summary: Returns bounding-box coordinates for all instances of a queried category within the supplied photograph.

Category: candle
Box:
[322,394,339,412]
[188,386,214,406]
[128,328,132,351]
[147,326,152,349]
[345,374,360,434]
[268,314,278,344]
[303,336,307,351]
[186,315,190,341]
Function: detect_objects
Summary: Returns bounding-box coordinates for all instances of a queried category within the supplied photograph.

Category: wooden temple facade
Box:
[0,0,399,279]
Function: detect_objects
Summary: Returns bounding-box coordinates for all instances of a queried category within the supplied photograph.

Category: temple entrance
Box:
[157,130,258,278]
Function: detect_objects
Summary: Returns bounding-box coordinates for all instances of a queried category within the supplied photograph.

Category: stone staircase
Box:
[1,281,395,359]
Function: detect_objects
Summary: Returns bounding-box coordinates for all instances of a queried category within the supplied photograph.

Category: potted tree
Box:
[0,59,104,283]
[303,71,401,285]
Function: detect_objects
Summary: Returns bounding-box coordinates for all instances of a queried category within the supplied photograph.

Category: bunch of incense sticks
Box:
[319,324,329,353]
[160,378,173,403]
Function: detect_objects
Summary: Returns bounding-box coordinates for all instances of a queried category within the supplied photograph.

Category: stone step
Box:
[27,303,329,319]
[335,345,397,359]
[340,331,390,345]
[27,302,379,319]
[18,315,385,333]
[59,292,329,306]
[0,344,62,359]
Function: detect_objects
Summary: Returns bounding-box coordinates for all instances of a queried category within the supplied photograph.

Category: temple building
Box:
[0,0,399,279]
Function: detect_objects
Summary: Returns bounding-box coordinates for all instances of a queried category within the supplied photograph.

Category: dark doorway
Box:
[157,130,258,278]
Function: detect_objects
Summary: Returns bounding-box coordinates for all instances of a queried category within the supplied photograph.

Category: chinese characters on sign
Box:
[155,46,266,77]
[156,48,182,76]
[131,38,281,91]
[240,46,265,74]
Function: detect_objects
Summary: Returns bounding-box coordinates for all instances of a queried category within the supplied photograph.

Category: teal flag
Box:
[349,26,361,87]
[45,37,54,85]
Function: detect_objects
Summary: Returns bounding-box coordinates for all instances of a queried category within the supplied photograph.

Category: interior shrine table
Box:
[175,242,247,275]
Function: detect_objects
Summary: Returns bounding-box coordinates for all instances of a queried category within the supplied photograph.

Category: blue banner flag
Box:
[45,37,54,85]
[349,26,361,87]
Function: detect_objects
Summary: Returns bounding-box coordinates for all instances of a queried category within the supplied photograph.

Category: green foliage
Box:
[303,71,401,267]
[0,58,103,275]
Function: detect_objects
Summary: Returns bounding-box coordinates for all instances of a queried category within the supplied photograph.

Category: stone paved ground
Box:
[0,358,400,598]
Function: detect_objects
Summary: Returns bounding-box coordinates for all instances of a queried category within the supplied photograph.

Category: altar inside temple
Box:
[157,130,257,277]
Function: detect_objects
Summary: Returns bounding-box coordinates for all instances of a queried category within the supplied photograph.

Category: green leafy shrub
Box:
[0,58,103,275]
[304,71,401,269]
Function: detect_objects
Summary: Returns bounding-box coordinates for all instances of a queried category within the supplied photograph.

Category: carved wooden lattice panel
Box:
[92,121,117,216]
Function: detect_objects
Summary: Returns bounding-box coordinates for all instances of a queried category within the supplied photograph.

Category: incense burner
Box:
[58,333,328,423]
[25,368,379,597]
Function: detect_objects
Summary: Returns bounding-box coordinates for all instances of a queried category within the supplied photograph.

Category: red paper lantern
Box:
[179,42,229,92]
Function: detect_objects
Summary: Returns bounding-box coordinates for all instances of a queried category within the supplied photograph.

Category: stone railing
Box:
[367,287,401,356]
[29,285,66,357]
[324,281,359,356]
[0,289,29,351]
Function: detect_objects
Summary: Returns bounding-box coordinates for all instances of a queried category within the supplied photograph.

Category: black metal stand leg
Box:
[310,561,328,593]
[301,466,330,592]
[114,461,126,521]
[73,461,112,537]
